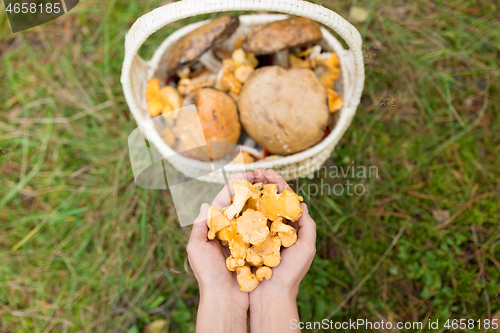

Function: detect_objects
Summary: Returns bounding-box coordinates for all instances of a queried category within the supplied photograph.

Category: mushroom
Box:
[231,48,259,69]
[242,182,263,211]
[198,51,223,74]
[215,66,242,95]
[256,266,273,281]
[166,15,240,75]
[160,127,176,147]
[238,66,329,155]
[327,89,344,113]
[214,47,233,60]
[273,49,289,68]
[257,184,303,222]
[315,52,340,90]
[145,78,183,118]
[233,65,255,83]
[224,179,261,220]
[241,17,322,55]
[236,209,269,245]
[215,49,258,95]
[177,67,217,96]
[252,182,264,191]
[245,234,282,267]
[236,265,260,292]
[176,88,241,161]
[232,151,255,164]
[226,255,245,271]
[289,53,312,68]
[207,206,231,240]
[218,224,249,262]
[270,217,298,247]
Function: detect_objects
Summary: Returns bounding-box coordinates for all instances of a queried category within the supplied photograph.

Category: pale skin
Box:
[187,168,317,333]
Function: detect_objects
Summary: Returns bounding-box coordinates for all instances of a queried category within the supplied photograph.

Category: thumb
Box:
[189,203,210,244]
[296,203,316,246]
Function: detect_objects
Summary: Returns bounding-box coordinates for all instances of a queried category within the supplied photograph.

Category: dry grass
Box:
[1,0,499,332]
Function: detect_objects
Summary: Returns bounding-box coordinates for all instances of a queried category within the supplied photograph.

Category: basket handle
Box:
[121,0,364,112]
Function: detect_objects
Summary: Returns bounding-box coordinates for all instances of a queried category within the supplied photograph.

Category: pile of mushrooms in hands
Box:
[145,15,344,162]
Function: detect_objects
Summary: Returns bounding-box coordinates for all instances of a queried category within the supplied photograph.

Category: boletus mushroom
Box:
[238,66,329,155]
[166,15,240,75]
[241,17,322,55]
[176,87,241,161]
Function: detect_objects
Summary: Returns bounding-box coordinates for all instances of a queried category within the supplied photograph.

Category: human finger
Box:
[188,203,210,244]
[245,171,256,183]
[253,168,267,184]
[296,203,316,245]
[264,169,291,192]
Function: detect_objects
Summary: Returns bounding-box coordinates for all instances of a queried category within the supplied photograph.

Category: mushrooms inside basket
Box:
[144,15,344,163]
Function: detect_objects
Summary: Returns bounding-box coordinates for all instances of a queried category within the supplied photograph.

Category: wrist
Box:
[200,287,248,313]
[198,290,248,333]
[250,285,298,312]
[250,287,299,333]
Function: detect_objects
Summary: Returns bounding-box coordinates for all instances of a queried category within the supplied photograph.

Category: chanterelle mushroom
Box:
[224,179,261,220]
[176,88,240,161]
[145,78,182,118]
[206,206,230,240]
[236,265,259,292]
[246,234,282,267]
[238,66,329,155]
[236,209,269,245]
[257,184,303,221]
[270,217,298,247]
[166,15,240,75]
[218,224,249,261]
[242,182,263,211]
[256,266,273,281]
[226,255,245,271]
[242,17,322,55]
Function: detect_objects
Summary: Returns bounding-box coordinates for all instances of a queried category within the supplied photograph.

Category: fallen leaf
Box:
[350,7,369,23]
[463,5,479,15]
[144,319,168,333]
[432,209,450,223]
[492,310,500,331]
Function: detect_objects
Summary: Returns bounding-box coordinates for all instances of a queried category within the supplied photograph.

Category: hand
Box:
[187,172,255,333]
[249,168,317,332]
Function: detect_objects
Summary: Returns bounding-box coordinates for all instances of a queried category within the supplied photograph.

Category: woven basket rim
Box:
[138,14,357,172]
[121,0,364,182]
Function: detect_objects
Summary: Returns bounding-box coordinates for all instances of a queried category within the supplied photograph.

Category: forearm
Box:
[250,290,299,333]
[196,290,248,333]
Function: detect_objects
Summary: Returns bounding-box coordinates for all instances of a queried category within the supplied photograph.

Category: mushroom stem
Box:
[273,49,289,68]
[199,51,223,74]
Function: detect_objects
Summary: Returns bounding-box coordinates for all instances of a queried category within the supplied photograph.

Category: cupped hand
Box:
[187,168,316,333]
[250,168,317,299]
[186,171,258,311]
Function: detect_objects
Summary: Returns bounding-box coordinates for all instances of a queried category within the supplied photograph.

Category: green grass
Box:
[1,0,499,332]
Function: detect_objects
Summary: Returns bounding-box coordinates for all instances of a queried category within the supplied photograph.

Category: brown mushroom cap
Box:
[166,15,239,75]
[238,66,329,155]
[176,88,241,161]
[241,17,322,55]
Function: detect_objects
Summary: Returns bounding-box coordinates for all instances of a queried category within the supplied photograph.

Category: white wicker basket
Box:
[121,0,364,184]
